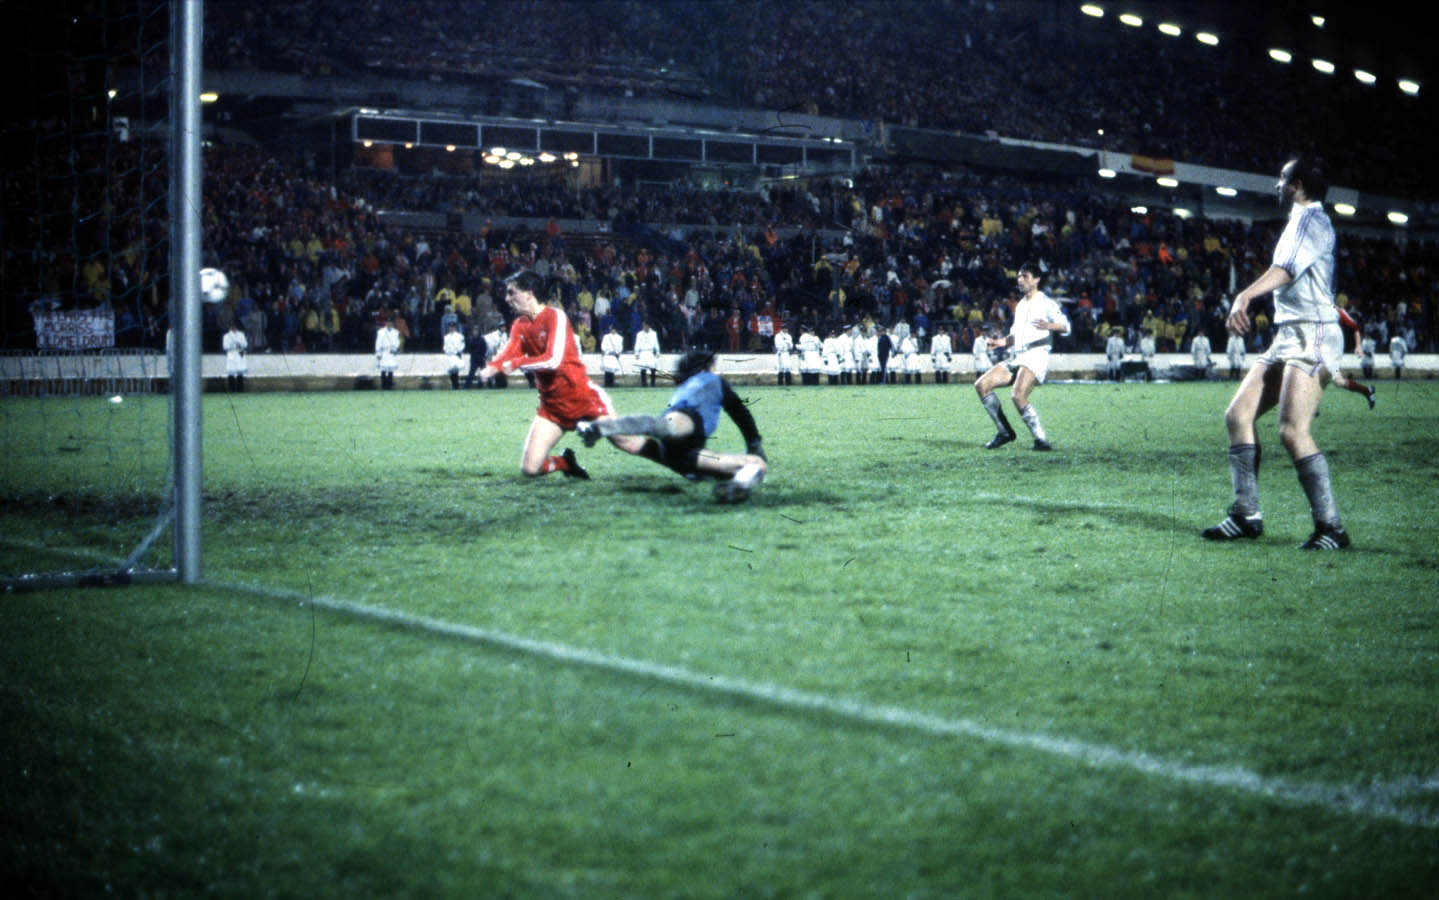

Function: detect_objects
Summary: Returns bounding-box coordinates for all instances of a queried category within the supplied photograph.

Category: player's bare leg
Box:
[975,363,1016,448]
[1223,361,1283,446]
[519,416,588,479]
[1335,373,1376,409]
[1277,364,1325,458]
[1276,365,1349,548]
[1009,367,1051,450]
[704,449,767,503]
[1204,362,1281,540]
[579,411,692,449]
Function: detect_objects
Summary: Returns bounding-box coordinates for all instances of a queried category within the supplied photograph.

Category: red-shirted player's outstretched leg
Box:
[519,416,566,477]
[1336,374,1377,409]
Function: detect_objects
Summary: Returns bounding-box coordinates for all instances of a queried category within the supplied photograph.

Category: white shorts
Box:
[1009,347,1052,384]
[1260,320,1343,380]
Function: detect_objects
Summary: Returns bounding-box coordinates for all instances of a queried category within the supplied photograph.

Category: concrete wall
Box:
[209,351,1439,389]
[4,352,1433,391]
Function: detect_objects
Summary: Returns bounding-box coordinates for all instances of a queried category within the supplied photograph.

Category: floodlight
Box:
[1174,208,1192,219]
[1215,186,1237,197]
[1196,32,1219,46]
[1387,211,1409,225]
[1156,176,1179,188]
[1098,168,1117,178]
[1333,203,1357,216]
[1269,48,1293,63]
[490,147,507,157]
[1119,13,1142,27]
[1354,69,1377,85]
[1311,15,1325,27]
[1398,79,1420,96]
[1080,4,1104,17]
[1131,205,1148,214]
[1157,22,1181,37]
[1312,59,1335,75]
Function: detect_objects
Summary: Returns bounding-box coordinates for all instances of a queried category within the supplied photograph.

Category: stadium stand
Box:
[5,1,1434,375]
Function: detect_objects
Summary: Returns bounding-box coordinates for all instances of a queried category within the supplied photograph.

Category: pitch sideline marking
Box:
[6,537,1437,827]
[207,577,1438,830]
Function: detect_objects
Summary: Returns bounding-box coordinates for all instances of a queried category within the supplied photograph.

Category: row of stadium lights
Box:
[1081,5,1413,226]
[119,91,580,169]
[481,149,581,169]
[1079,5,1422,97]
[1096,163,1406,224]
[357,140,582,168]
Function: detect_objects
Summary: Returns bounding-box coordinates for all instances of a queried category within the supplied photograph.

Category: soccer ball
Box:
[199,267,230,304]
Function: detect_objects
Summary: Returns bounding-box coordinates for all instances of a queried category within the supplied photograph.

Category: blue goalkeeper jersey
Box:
[666,370,723,436]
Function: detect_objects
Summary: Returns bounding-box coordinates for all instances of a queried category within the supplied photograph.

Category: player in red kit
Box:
[480,271,643,478]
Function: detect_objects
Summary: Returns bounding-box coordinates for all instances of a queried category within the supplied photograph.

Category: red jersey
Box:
[492,306,609,428]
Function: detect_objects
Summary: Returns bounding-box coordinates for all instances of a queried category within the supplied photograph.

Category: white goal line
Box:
[208,576,1438,830]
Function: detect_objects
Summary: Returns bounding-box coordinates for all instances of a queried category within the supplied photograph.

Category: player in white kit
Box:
[1203,157,1350,550]
[973,262,1070,451]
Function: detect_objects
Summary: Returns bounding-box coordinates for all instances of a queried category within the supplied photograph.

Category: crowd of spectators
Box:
[5,131,1433,363]
[203,0,1436,200]
[184,144,1439,364]
[8,0,1436,360]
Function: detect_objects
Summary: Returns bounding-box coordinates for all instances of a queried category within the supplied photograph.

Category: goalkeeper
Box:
[577,350,767,503]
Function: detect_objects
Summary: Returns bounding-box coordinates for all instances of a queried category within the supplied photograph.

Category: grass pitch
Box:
[3,380,1438,897]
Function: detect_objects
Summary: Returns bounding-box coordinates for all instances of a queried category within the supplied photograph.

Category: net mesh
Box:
[1,0,175,585]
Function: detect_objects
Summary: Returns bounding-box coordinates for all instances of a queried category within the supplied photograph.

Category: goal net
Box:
[1,0,178,589]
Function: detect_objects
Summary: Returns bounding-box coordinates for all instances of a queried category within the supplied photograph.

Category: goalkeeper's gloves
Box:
[746,439,766,461]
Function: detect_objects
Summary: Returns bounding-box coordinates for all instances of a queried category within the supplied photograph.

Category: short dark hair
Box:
[1285,155,1328,201]
[674,349,716,383]
[506,270,546,298]
[1018,261,1043,280]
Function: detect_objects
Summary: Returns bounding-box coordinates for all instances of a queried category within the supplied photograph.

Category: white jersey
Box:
[222,328,248,374]
[855,333,876,371]
[774,330,795,372]
[1226,334,1246,366]
[1190,333,1211,368]
[1360,336,1376,365]
[822,336,842,375]
[375,325,401,372]
[972,334,990,371]
[930,332,952,368]
[797,332,823,372]
[634,328,661,370]
[898,335,920,372]
[483,329,507,363]
[600,331,624,373]
[1008,291,1070,354]
[443,330,465,373]
[1271,200,1337,325]
[1105,334,1125,363]
[1139,335,1156,361]
[834,332,854,372]
[1389,334,1407,365]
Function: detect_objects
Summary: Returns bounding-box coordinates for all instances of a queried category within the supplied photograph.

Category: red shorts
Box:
[536,377,615,431]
